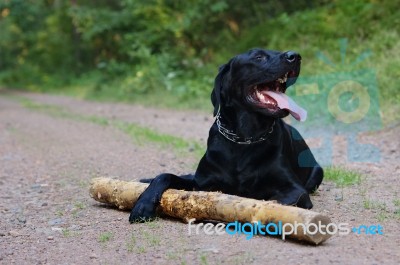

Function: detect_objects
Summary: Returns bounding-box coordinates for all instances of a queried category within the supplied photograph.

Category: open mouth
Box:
[248,70,307,121]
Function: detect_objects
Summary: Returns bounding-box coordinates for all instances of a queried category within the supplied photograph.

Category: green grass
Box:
[19,97,111,126]
[363,198,375,210]
[136,246,146,254]
[126,233,137,253]
[20,98,69,117]
[166,251,180,261]
[126,232,149,254]
[199,254,208,265]
[359,191,400,221]
[144,217,160,229]
[142,231,161,247]
[324,167,362,187]
[126,228,162,254]
[55,209,64,217]
[62,229,72,237]
[394,198,400,219]
[15,97,206,159]
[377,212,388,222]
[74,201,86,210]
[81,83,213,113]
[98,232,113,243]
[362,198,392,221]
[76,179,89,188]
[115,121,204,158]
[70,201,86,218]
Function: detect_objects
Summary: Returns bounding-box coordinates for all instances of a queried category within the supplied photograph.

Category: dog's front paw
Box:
[274,188,313,209]
[129,200,157,223]
[294,192,313,209]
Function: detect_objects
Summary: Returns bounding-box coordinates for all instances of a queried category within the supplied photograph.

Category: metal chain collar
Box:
[215,110,275,145]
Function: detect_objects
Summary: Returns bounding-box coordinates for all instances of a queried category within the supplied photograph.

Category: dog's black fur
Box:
[129,48,323,223]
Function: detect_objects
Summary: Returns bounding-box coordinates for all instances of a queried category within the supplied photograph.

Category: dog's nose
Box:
[285,51,301,63]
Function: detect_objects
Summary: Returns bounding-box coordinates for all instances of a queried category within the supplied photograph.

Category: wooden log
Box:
[89,177,332,244]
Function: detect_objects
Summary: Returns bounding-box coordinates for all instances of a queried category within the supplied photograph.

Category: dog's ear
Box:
[211,62,231,116]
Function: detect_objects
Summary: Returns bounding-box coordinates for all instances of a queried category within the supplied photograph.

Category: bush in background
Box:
[0,0,398,124]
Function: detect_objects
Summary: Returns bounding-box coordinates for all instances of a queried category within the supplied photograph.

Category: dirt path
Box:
[0,91,399,264]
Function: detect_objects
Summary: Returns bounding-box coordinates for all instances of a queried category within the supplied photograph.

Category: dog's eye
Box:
[255,55,267,61]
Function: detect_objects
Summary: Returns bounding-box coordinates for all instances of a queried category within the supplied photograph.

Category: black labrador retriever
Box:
[129,48,323,223]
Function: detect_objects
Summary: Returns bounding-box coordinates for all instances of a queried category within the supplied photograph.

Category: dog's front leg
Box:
[304,165,324,193]
[272,182,314,209]
[129,173,196,223]
[268,167,314,209]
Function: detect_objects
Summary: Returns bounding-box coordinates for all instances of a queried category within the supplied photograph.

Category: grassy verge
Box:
[324,167,362,187]
[16,96,205,160]
[114,121,204,159]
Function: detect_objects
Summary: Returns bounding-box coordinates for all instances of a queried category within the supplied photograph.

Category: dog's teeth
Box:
[277,72,288,83]
[277,74,287,84]
[256,90,264,101]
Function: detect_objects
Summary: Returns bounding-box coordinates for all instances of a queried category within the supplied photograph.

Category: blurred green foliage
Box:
[0,0,399,124]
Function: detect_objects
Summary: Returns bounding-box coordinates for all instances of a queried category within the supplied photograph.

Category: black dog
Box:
[129,48,323,223]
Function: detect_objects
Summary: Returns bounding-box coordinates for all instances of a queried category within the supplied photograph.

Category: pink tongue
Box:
[264,91,307,121]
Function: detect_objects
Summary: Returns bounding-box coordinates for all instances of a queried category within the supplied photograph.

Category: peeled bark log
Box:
[89,177,332,244]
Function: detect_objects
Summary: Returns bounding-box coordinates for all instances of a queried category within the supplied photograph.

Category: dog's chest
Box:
[222,143,280,174]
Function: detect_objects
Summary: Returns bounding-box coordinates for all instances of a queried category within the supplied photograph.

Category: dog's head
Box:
[211,48,306,121]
